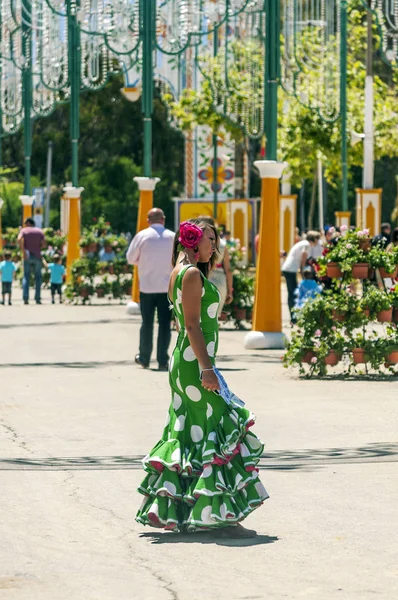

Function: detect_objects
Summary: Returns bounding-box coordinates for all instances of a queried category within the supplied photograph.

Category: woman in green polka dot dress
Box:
[136,219,268,537]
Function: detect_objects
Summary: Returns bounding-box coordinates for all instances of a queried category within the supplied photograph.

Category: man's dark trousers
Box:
[139,292,171,367]
[282,271,298,322]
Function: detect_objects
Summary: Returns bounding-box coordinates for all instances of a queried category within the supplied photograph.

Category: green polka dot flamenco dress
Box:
[136,265,269,531]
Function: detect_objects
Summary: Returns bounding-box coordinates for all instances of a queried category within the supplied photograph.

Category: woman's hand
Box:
[225,289,233,305]
[201,369,220,392]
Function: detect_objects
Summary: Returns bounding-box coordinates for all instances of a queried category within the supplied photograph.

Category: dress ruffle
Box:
[136,404,269,531]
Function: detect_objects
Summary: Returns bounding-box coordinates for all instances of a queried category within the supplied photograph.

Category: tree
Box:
[2,76,185,231]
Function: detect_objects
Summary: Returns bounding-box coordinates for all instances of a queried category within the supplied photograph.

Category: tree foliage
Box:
[2,75,184,232]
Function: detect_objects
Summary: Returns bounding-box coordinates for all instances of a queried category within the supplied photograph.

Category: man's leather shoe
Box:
[135,354,149,368]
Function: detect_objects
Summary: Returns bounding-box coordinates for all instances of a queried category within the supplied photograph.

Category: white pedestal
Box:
[244,330,287,350]
[126,301,141,315]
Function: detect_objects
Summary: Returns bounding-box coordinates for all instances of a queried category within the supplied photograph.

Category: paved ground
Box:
[0,291,397,600]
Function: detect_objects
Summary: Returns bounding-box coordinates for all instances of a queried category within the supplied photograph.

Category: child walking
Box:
[0,252,17,305]
[48,255,66,304]
[294,265,322,314]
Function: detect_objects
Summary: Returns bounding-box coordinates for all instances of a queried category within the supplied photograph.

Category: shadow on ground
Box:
[139,531,279,547]
[1,442,396,471]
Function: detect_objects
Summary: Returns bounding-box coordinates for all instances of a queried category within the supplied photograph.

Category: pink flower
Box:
[332,326,337,331]
[363,228,370,236]
[346,243,352,249]
[311,357,318,364]
[315,329,321,337]
[178,221,203,249]
[340,225,348,232]
[329,227,336,234]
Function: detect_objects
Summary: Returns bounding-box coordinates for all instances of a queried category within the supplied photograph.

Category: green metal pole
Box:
[340,0,348,211]
[22,0,32,195]
[265,0,280,161]
[213,28,219,219]
[68,0,80,187]
[141,0,154,178]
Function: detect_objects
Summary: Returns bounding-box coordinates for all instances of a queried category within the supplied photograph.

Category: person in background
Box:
[372,223,391,249]
[308,231,323,261]
[0,251,17,305]
[294,266,322,313]
[387,228,398,252]
[198,216,233,317]
[99,245,116,262]
[224,231,236,248]
[281,231,320,323]
[18,217,45,305]
[126,208,175,371]
[48,255,66,304]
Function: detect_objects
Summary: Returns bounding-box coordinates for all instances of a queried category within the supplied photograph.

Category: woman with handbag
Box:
[136,218,268,537]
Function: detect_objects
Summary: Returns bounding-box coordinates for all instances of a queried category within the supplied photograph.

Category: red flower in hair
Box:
[178,221,203,249]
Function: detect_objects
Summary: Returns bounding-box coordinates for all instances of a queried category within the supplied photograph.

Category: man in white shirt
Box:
[126,208,175,370]
[281,231,320,323]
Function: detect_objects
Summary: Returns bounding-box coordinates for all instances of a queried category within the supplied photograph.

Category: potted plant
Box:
[79,229,98,254]
[349,333,372,364]
[362,287,392,322]
[321,232,368,279]
[390,286,398,322]
[368,246,397,279]
[95,277,111,298]
[121,277,132,296]
[231,271,254,323]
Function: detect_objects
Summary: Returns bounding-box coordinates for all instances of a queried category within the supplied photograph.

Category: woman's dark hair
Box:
[172,218,219,278]
[392,227,398,245]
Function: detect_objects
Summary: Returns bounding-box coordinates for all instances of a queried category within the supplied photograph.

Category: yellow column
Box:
[0,199,4,250]
[64,187,84,282]
[127,177,160,314]
[20,195,35,224]
[335,211,352,229]
[245,160,287,350]
[355,188,382,236]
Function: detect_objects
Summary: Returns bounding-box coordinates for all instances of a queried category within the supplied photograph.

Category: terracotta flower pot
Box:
[96,288,105,298]
[351,263,369,279]
[327,263,342,278]
[219,311,228,322]
[301,351,315,364]
[352,348,366,364]
[246,309,253,322]
[124,286,132,296]
[80,287,90,298]
[377,308,393,323]
[359,239,371,253]
[379,267,397,279]
[393,307,398,323]
[363,308,370,319]
[332,309,346,322]
[232,307,246,321]
[324,350,342,366]
[386,350,398,364]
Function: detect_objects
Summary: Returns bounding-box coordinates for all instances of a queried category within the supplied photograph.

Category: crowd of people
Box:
[0,218,66,306]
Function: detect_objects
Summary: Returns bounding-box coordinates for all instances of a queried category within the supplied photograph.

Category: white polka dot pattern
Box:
[191,425,204,442]
[185,385,201,402]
